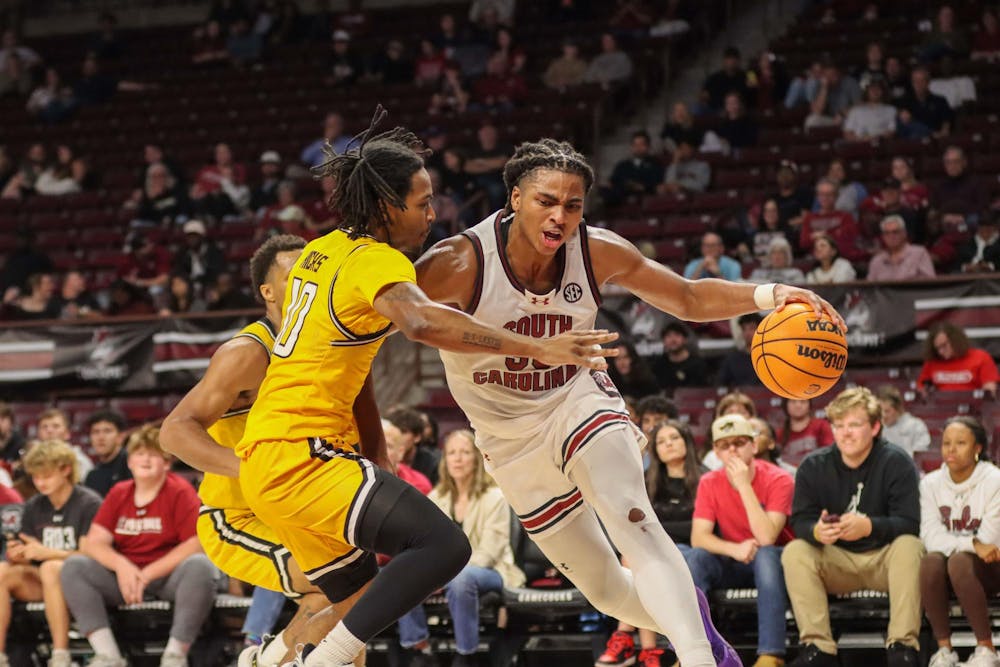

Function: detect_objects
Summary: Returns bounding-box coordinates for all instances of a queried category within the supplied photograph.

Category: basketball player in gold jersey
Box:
[161,235,375,667]
[235,107,619,667]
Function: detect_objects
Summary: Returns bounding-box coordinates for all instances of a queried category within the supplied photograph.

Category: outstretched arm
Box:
[589,228,844,327]
[161,337,269,476]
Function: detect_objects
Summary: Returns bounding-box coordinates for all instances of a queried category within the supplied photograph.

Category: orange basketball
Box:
[750,302,847,400]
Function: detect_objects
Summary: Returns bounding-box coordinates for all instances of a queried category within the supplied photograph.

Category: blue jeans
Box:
[242,586,287,640]
[683,545,788,656]
[397,565,503,654]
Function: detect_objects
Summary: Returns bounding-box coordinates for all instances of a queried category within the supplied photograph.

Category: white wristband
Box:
[754,283,777,310]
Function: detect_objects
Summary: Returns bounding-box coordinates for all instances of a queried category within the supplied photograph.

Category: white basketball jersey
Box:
[439,212,606,440]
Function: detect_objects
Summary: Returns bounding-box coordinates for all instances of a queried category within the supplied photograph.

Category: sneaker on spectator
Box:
[0,652,10,667]
[963,646,1000,667]
[929,648,959,667]
[49,649,73,667]
[787,644,838,667]
[886,643,918,667]
[637,648,664,667]
[159,651,187,667]
[754,655,786,667]
[87,655,126,667]
[450,654,477,667]
[408,646,439,667]
[596,631,637,666]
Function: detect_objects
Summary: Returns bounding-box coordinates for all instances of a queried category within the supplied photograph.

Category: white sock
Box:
[258,631,289,666]
[51,649,71,659]
[304,622,364,667]
[89,628,122,659]
[164,637,186,656]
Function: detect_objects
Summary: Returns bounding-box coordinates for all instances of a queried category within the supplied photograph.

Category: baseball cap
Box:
[332,29,350,42]
[183,219,207,236]
[260,150,281,164]
[778,159,799,174]
[711,414,755,443]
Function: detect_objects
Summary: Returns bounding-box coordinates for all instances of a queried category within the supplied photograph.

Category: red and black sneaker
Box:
[637,648,665,667]
[595,631,637,667]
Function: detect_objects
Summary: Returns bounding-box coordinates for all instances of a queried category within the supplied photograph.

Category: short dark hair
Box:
[662,321,689,339]
[386,406,425,436]
[86,409,126,432]
[313,105,430,240]
[723,46,741,59]
[631,130,651,143]
[636,395,679,420]
[874,385,903,411]
[249,234,307,303]
[502,138,595,211]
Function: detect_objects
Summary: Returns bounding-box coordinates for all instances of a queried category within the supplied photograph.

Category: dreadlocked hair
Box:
[502,138,595,212]
[312,105,430,240]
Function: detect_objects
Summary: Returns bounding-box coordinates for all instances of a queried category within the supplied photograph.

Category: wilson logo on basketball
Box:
[794,345,847,371]
[805,319,843,335]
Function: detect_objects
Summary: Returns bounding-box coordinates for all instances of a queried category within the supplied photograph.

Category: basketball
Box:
[750,302,848,400]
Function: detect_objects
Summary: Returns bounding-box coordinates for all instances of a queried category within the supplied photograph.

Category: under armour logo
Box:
[530,296,550,305]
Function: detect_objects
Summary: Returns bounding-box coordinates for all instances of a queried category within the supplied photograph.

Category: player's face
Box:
[941,422,980,474]
[386,168,435,259]
[654,425,686,466]
[831,407,879,462]
[444,434,477,484]
[37,417,69,441]
[127,447,170,481]
[89,421,122,459]
[263,249,302,307]
[510,169,586,256]
[31,466,72,497]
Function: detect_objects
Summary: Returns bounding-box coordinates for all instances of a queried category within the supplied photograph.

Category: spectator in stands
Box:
[701,47,749,113]
[437,148,484,226]
[26,68,76,123]
[782,387,923,667]
[399,430,523,667]
[120,232,171,299]
[884,56,911,103]
[843,78,897,142]
[427,61,470,115]
[208,0,251,33]
[432,13,460,58]
[770,160,811,230]
[859,178,922,242]
[542,39,587,91]
[205,272,254,311]
[73,53,145,107]
[383,419,430,495]
[173,219,225,294]
[301,112,351,169]
[684,231,740,281]
[0,229,53,296]
[608,341,659,400]
[0,30,41,71]
[191,142,249,220]
[804,62,862,129]
[749,51,789,111]
[465,123,510,212]
[9,273,60,320]
[658,138,710,195]
[226,18,262,66]
[161,273,207,315]
[90,13,123,62]
[957,212,1000,273]
[971,9,1000,61]
[603,131,664,208]
[37,409,94,482]
[854,41,886,92]
[751,417,797,475]
[799,179,864,261]
[875,386,930,457]
[368,39,413,85]
[0,53,31,98]
[106,279,155,316]
[784,60,823,110]
[35,145,85,196]
[190,21,229,66]
[0,403,26,464]
[685,414,793,667]
[491,27,525,74]
[326,29,362,87]
[702,391,760,470]
[919,416,1000,667]
[414,38,447,86]
[469,0,515,27]
[61,425,217,667]
[779,398,834,467]
[651,321,708,390]
[930,146,989,230]
[248,150,282,212]
[717,92,757,152]
[822,158,867,217]
[635,395,679,437]
[132,162,192,227]
[660,101,704,154]
[0,440,102,667]
[929,56,976,111]
[747,198,795,264]
[471,53,527,112]
[597,420,704,667]
[11,142,47,196]
[920,5,969,63]
[750,237,805,284]
[138,144,184,190]
[83,410,130,498]
[918,322,999,399]
[583,32,633,90]
[717,313,764,388]
[897,66,953,139]
[387,407,441,487]
[890,157,929,212]
[55,270,100,319]
[867,215,935,281]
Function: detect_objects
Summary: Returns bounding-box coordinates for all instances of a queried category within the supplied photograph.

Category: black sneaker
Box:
[408,648,440,667]
[886,643,919,667]
[788,644,839,667]
[450,654,477,667]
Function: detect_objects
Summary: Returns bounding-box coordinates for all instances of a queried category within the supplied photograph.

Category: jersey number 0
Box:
[273,277,318,358]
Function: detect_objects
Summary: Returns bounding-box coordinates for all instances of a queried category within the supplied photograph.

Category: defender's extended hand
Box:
[535,330,620,370]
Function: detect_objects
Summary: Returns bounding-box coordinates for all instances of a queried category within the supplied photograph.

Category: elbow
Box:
[399,318,434,345]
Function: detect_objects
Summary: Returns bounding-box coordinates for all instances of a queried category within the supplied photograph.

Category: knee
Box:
[888,534,925,565]
[59,555,90,586]
[177,554,218,584]
[448,567,476,595]
[781,539,819,572]
[753,546,784,578]
[921,551,948,579]
[38,559,64,585]
[946,551,977,582]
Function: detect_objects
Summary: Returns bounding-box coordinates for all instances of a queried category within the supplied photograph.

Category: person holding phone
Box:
[781,387,923,667]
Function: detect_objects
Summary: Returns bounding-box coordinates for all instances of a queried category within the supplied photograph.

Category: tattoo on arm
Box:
[462,331,503,350]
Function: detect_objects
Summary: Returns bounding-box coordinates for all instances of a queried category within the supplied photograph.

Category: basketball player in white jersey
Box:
[416,139,845,667]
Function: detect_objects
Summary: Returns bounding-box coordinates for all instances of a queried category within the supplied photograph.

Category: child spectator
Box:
[751,417,796,475]
[918,323,999,398]
[37,409,94,481]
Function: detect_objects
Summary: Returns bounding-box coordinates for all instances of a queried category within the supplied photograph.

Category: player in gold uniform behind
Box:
[161,235,378,667]
[237,108,619,667]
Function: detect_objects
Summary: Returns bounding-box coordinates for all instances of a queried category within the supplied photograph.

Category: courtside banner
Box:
[0,316,248,391]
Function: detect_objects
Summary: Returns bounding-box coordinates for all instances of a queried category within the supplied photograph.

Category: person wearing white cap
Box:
[684,413,794,667]
[175,219,225,290]
[250,150,283,211]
